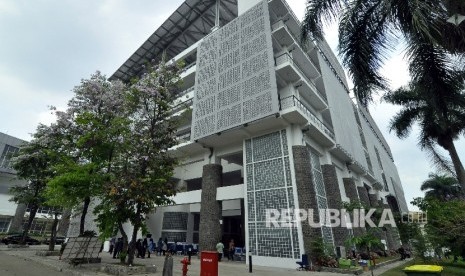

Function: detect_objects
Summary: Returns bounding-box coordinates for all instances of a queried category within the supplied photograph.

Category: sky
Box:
[0,0,464,210]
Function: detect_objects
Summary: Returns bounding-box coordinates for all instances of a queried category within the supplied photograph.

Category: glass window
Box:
[0,217,11,233]
[0,145,19,169]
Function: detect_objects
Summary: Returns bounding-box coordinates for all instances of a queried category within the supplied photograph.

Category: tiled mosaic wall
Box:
[162,212,188,230]
[245,130,300,259]
[161,212,188,242]
[191,0,278,140]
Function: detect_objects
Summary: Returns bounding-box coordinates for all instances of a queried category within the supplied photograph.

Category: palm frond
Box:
[301,0,346,41]
[338,0,395,105]
[422,140,456,176]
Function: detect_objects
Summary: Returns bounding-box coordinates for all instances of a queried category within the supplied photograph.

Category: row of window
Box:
[0,144,19,169]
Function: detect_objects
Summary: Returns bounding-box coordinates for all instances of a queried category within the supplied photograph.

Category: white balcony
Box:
[275,53,327,111]
[280,95,335,147]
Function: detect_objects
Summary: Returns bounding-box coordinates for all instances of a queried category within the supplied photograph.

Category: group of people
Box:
[109,235,170,259]
[216,239,236,262]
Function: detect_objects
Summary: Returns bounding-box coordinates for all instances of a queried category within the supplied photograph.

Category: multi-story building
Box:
[0,132,66,236]
[0,132,27,233]
[109,0,408,268]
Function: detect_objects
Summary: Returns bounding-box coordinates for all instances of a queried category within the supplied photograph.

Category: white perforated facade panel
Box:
[191,0,278,140]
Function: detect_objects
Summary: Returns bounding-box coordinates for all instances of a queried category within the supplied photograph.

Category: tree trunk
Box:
[444,139,465,195]
[117,221,128,264]
[127,206,141,266]
[79,196,91,235]
[21,204,38,245]
[48,212,59,251]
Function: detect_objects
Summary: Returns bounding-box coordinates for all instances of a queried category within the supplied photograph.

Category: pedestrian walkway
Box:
[0,244,408,276]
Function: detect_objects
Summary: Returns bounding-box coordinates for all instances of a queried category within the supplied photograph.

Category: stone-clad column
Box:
[382,203,398,250]
[343,178,366,237]
[322,164,348,248]
[199,164,222,251]
[292,146,322,256]
[368,194,379,208]
[357,187,370,207]
[9,203,27,233]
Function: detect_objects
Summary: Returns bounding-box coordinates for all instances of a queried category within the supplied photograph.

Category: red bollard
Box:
[181,256,190,276]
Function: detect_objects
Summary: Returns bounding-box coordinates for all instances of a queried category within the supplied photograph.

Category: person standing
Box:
[228,239,235,261]
[143,234,152,258]
[162,239,168,256]
[109,237,116,254]
[113,237,123,259]
[157,238,163,256]
[216,241,224,262]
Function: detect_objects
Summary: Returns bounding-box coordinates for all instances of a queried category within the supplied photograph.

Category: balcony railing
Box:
[275,53,327,102]
[171,98,193,115]
[177,86,195,98]
[176,132,191,143]
[271,20,321,74]
[181,61,196,73]
[280,95,335,139]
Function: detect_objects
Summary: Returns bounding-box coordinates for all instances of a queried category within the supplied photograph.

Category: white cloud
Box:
[1,0,463,212]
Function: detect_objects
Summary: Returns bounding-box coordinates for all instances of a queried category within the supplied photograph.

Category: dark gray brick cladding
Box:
[357,187,370,206]
[383,204,399,250]
[322,164,348,247]
[292,146,322,256]
[343,178,366,236]
[368,194,379,207]
[343,178,358,202]
[199,164,222,251]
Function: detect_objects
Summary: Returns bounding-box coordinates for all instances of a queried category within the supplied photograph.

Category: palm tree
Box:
[383,65,465,192]
[421,173,462,200]
[301,0,465,106]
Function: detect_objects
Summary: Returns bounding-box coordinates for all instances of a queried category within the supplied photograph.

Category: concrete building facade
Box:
[108,0,409,268]
[0,132,27,233]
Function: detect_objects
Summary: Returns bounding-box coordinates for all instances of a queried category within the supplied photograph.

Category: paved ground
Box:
[0,251,69,276]
[0,244,408,275]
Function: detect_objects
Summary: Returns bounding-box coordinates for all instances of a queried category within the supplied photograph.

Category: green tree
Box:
[301,0,465,106]
[412,197,465,258]
[96,58,183,265]
[420,173,461,200]
[9,125,55,244]
[383,75,465,191]
[45,71,128,235]
[346,229,383,257]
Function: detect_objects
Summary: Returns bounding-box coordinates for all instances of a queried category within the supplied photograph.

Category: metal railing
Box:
[280,95,335,139]
[181,61,196,73]
[176,132,191,143]
[271,20,321,73]
[171,98,193,114]
[276,0,351,94]
[275,53,327,102]
[177,86,195,98]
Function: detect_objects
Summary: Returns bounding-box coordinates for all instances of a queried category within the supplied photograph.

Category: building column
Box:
[9,203,27,233]
[357,186,370,207]
[199,164,222,251]
[343,178,366,237]
[292,146,322,257]
[368,194,379,208]
[321,164,348,249]
[382,203,399,250]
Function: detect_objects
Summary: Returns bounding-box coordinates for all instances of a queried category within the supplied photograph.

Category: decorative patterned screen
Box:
[191,0,278,140]
[245,130,300,259]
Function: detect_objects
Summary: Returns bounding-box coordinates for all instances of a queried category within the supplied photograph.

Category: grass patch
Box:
[381,259,465,276]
